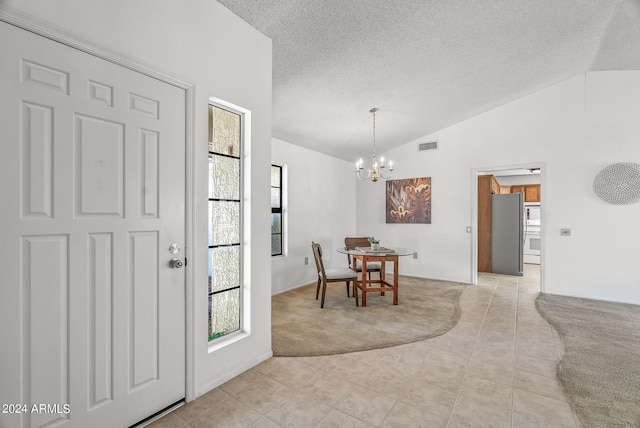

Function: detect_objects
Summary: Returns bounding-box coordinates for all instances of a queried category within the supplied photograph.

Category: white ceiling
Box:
[217,0,640,162]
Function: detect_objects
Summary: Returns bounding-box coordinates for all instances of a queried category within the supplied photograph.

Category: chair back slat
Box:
[344,237,370,265]
[344,237,369,249]
[311,241,326,277]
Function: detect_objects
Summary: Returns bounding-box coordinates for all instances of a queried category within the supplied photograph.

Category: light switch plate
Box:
[560,228,571,236]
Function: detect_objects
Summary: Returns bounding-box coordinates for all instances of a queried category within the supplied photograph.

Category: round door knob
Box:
[169,258,183,269]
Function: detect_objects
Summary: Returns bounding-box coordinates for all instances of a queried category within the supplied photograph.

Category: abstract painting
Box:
[386,177,431,223]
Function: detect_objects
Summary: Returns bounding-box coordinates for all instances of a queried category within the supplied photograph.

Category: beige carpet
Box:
[272,275,464,357]
[536,294,640,428]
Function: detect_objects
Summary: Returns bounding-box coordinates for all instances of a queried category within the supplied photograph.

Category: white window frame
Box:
[207,97,250,352]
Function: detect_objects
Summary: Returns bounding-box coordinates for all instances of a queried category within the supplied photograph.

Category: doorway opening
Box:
[472,164,545,293]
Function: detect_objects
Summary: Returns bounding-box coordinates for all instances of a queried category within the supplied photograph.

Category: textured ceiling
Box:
[218,0,640,161]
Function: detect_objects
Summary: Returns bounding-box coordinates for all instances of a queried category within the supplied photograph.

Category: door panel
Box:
[24,234,70,428]
[88,232,113,410]
[75,114,125,216]
[0,21,186,428]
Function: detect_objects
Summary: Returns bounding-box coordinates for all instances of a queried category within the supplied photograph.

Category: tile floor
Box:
[150,264,582,427]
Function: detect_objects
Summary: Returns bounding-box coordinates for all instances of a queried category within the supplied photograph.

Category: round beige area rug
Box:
[272,275,464,357]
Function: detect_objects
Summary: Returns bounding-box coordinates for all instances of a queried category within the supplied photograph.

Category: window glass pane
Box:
[208,103,242,343]
[208,201,240,246]
[271,165,281,187]
[271,188,281,208]
[271,233,282,256]
[208,288,240,339]
[209,154,240,200]
[271,213,281,234]
[208,246,240,293]
[209,105,240,156]
[271,164,283,258]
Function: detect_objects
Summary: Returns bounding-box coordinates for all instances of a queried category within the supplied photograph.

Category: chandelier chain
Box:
[370,107,378,157]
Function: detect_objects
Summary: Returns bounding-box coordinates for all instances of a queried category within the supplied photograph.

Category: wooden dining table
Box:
[336,246,415,307]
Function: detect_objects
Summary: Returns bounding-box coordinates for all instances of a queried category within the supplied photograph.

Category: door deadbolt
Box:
[169,258,184,269]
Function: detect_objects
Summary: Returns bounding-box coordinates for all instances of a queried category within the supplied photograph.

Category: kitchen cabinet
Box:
[490,176,500,195]
[510,184,540,202]
[525,185,540,202]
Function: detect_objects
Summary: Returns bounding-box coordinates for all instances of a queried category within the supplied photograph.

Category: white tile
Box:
[153,266,584,428]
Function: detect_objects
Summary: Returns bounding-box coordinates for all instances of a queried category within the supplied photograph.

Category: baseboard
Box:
[272,281,314,296]
[542,290,640,306]
[194,350,273,399]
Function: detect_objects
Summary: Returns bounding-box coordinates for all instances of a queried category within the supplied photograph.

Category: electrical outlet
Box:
[304,256,308,265]
[466,226,472,233]
[560,228,571,236]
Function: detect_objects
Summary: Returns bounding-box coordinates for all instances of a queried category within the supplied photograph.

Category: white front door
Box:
[0,22,186,428]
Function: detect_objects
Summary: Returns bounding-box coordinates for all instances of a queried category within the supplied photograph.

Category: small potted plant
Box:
[368,236,380,250]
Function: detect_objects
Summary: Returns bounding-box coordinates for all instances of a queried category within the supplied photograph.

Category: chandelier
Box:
[356,107,393,182]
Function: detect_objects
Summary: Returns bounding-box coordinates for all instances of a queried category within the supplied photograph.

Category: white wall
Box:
[271,138,357,294]
[1,0,273,398]
[357,71,640,304]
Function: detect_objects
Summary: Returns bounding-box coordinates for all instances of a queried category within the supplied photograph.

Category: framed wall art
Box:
[386,177,431,224]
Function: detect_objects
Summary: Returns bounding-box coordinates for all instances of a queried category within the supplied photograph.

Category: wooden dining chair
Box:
[311,241,357,308]
[344,237,382,280]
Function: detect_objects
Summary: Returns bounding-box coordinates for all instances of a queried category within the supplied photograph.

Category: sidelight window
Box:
[208,104,242,341]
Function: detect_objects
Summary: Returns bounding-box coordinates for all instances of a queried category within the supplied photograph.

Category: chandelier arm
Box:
[356,168,372,180]
[379,169,393,179]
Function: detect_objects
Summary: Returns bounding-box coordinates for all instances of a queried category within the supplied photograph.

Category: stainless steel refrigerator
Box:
[491,193,524,276]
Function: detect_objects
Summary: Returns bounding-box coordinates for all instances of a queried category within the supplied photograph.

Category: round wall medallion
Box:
[592,162,640,205]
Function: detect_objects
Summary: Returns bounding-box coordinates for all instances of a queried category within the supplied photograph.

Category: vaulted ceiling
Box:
[218,0,640,161]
